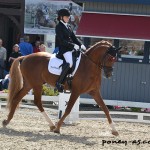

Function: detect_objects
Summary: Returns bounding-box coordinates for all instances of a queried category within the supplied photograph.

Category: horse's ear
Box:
[116,47,122,52]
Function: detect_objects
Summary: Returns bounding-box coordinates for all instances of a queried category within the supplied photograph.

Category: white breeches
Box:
[63,51,73,68]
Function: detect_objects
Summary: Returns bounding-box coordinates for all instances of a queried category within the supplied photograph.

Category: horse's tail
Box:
[7,56,25,110]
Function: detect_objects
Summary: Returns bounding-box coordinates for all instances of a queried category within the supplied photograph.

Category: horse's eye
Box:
[108,56,116,62]
[111,57,117,62]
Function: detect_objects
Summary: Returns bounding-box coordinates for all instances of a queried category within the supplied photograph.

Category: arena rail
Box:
[0,93,58,113]
[0,93,150,124]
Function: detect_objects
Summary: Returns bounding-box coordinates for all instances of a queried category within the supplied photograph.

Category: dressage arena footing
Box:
[0,108,150,150]
[0,92,150,149]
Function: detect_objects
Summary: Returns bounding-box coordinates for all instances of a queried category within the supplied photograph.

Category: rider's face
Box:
[62,16,70,23]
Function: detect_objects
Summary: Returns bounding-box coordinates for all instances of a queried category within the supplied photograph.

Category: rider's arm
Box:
[71,30,81,47]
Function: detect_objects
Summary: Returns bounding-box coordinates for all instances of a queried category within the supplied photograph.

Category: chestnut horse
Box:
[2,41,120,136]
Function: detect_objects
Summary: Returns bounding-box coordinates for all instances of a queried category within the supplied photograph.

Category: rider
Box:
[55,8,86,92]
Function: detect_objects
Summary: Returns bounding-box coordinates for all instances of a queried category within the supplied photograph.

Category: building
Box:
[0,0,24,57]
[73,0,150,108]
[0,0,149,107]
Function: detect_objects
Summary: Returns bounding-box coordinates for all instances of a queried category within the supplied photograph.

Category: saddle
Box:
[56,50,80,74]
[48,50,81,92]
[56,51,80,90]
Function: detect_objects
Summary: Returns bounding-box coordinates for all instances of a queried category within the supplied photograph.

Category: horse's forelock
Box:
[107,46,118,57]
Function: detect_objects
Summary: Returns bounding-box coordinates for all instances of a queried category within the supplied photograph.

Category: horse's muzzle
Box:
[103,66,113,78]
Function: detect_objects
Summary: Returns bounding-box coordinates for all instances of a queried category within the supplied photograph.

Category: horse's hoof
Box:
[2,120,8,128]
[53,128,60,134]
[112,130,119,136]
[50,126,56,132]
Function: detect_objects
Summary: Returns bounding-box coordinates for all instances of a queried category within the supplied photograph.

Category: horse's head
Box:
[102,45,121,78]
[85,40,121,78]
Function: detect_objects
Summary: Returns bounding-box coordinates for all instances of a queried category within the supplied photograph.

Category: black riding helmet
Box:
[57,8,70,21]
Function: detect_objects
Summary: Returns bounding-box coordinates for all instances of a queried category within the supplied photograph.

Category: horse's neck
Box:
[86,46,107,64]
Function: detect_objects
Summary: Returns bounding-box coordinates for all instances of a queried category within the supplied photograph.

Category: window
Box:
[118,40,145,63]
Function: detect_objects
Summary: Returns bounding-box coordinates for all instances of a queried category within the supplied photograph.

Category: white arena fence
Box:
[0,93,150,124]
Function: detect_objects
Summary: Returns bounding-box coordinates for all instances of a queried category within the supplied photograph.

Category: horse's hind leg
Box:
[33,86,55,131]
[54,92,79,134]
[89,90,119,136]
[2,83,31,127]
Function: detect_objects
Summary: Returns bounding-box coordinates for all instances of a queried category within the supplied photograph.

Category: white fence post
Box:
[58,92,79,124]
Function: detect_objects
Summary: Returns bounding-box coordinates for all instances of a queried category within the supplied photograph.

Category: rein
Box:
[79,49,102,69]
[79,48,115,70]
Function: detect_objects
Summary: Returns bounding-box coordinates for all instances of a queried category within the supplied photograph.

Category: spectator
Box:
[0,38,7,79]
[39,44,46,52]
[0,74,10,90]
[19,35,33,56]
[119,46,128,55]
[33,41,40,53]
[9,44,22,66]
[129,46,137,55]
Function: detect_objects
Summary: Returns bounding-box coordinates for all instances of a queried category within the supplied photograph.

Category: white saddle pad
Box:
[48,53,81,76]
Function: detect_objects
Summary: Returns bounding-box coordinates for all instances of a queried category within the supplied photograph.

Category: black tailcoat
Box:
[55,21,81,56]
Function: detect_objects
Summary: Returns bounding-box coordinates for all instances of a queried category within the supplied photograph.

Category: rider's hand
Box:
[74,44,79,50]
[81,44,86,51]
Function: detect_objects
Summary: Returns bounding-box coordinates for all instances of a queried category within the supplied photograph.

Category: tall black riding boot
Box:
[55,63,70,92]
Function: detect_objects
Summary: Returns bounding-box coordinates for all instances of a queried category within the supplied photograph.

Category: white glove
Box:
[81,44,86,51]
[74,44,79,50]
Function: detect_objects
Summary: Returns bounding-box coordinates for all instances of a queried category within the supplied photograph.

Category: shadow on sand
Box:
[0,127,96,146]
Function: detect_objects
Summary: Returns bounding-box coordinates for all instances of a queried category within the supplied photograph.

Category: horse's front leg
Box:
[53,92,79,134]
[89,90,119,136]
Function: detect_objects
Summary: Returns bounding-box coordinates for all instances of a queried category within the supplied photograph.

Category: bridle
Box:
[80,46,116,71]
[100,52,115,72]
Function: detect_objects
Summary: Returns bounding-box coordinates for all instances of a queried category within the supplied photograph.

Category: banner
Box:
[24,0,83,35]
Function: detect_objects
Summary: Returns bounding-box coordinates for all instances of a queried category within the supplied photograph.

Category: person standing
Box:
[39,44,46,52]
[0,38,7,79]
[129,46,137,55]
[33,40,40,53]
[19,35,33,56]
[9,44,22,66]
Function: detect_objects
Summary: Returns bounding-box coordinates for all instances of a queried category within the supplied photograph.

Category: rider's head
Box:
[57,8,70,23]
